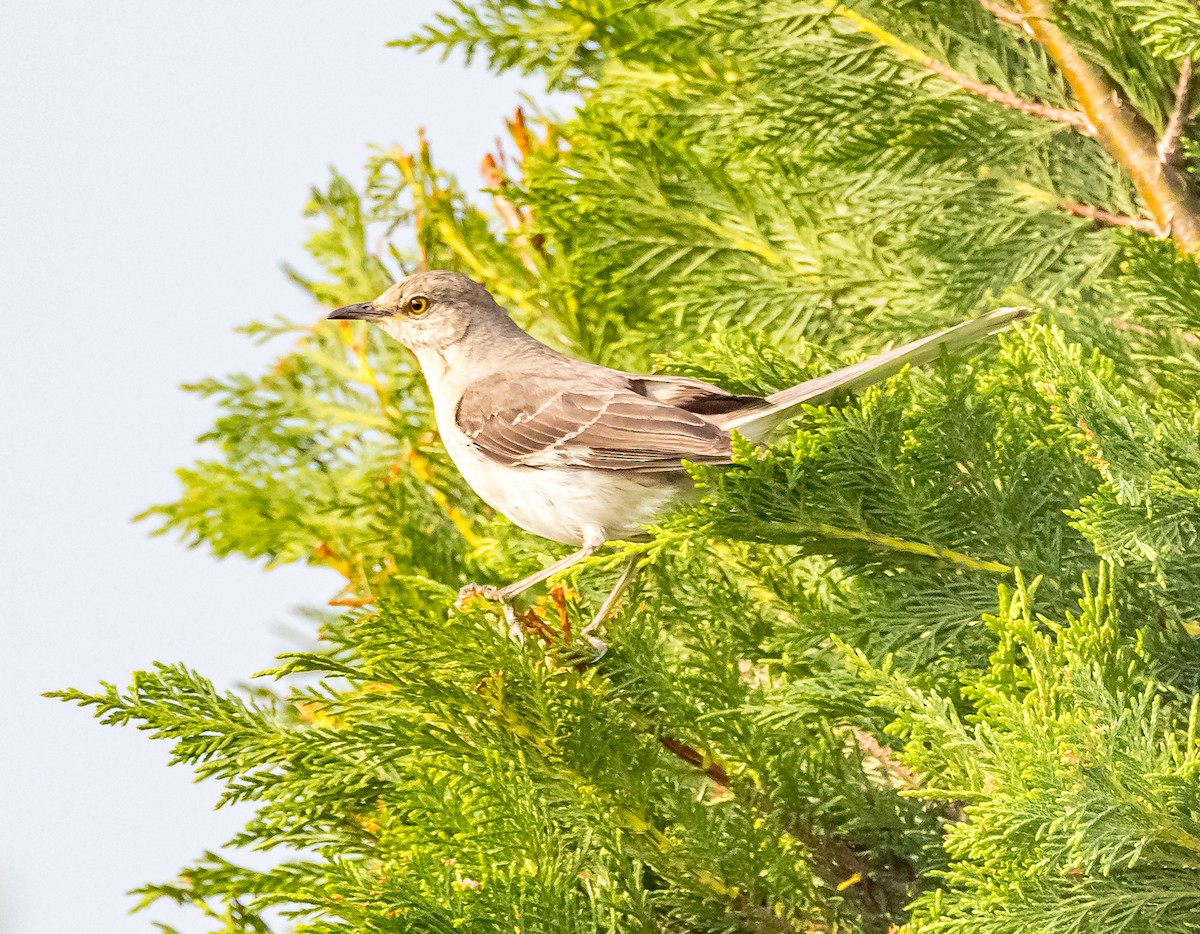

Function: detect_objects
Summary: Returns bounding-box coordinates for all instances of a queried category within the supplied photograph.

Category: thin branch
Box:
[1158,57,1194,169]
[656,730,916,917]
[1110,317,1200,346]
[1014,0,1200,253]
[659,735,730,787]
[832,4,1094,136]
[1057,199,1160,234]
[506,105,533,161]
[480,108,548,275]
[806,521,1011,573]
[481,154,527,233]
[977,0,1035,37]
[480,150,541,276]
[851,727,922,791]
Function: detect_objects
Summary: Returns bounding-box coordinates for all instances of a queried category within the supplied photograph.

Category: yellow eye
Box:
[408,296,429,315]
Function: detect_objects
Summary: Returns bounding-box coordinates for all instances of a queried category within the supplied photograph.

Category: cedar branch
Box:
[977,0,1034,36]
[833,4,1094,135]
[851,727,922,791]
[1057,200,1159,234]
[1110,317,1200,347]
[1158,57,1194,169]
[1014,0,1200,252]
[657,731,915,918]
[481,153,540,275]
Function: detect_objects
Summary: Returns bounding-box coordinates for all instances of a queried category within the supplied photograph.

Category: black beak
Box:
[328,302,382,320]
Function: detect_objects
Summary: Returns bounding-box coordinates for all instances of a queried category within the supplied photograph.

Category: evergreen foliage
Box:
[56,2,1200,931]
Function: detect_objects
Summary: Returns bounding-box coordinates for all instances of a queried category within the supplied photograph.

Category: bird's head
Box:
[327,270,506,353]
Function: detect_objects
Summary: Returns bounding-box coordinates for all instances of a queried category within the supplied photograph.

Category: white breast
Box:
[438,418,687,545]
[417,347,693,546]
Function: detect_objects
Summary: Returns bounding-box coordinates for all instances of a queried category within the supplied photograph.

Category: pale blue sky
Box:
[0,4,559,931]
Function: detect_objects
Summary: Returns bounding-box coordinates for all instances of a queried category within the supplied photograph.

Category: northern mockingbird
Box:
[330,270,1026,647]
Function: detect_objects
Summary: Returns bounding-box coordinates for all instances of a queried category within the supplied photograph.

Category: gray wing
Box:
[455,370,748,472]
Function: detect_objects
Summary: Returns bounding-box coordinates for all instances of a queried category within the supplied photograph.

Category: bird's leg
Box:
[456,527,607,611]
[578,552,642,658]
[497,542,598,601]
[457,546,592,608]
[501,603,522,645]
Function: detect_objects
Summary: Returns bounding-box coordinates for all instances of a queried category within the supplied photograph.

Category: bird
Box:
[329,270,1027,650]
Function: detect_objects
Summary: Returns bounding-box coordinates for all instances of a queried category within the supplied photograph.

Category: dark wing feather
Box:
[627,375,767,416]
[456,372,735,472]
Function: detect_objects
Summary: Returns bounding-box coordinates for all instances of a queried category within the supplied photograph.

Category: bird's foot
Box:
[502,603,524,645]
[582,633,607,661]
[455,582,503,608]
[455,583,524,645]
[577,618,608,662]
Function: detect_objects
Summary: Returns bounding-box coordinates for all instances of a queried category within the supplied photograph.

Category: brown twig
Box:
[481,153,540,275]
[507,106,532,161]
[977,0,1034,36]
[833,4,1094,135]
[1111,317,1200,346]
[1158,57,1195,169]
[851,727,922,791]
[1056,199,1160,234]
[925,58,1094,135]
[657,731,915,919]
[1014,0,1200,252]
[480,107,551,274]
[480,153,527,232]
[659,735,731,787]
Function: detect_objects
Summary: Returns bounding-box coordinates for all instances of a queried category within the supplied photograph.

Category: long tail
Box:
[718,306,1030,441]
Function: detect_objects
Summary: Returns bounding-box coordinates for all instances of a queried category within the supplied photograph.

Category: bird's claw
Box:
[503,603,524,645]
[455,583,524,645]
[455,582,503,609]
[455,582,607,658]
[582,633,607,660]
[577,619,607,661]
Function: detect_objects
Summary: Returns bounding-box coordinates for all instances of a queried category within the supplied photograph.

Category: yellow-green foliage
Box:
[57,3,1200,932]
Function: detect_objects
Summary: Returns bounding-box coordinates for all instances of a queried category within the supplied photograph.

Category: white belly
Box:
[440,421,688,545]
